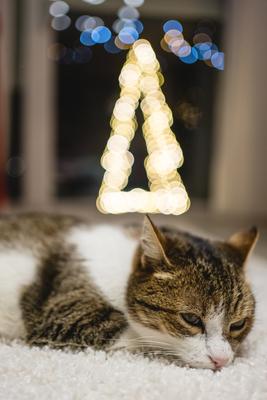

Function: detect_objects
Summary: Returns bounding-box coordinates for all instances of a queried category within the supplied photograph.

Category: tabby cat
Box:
[0,213,258,369]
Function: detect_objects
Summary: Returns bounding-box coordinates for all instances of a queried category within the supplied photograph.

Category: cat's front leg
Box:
[23,289,128,350]
[20,248,128,350]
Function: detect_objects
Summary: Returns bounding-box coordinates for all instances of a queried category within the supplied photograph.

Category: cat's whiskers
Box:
[110,336,175,354]
[98,334,174,349]
[117,345,181,359]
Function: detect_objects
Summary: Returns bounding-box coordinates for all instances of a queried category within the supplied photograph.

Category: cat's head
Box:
[126,216,258,369]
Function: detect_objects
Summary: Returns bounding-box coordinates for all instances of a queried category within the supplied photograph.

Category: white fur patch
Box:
[205,312,233,366]
[67,225,137,312]
[0,249,37,339]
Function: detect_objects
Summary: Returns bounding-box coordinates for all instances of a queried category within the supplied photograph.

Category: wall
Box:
[211,0,267,217]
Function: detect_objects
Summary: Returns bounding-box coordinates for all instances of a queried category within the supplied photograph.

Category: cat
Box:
[0,213,258,370]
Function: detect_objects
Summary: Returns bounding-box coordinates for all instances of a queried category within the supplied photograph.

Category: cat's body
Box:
[0,213,258,369]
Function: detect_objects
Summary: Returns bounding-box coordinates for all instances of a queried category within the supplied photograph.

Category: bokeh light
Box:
[80,30,96,46]
[118,6,140,20]
[49,1,69,17]
[74,0,144,52]
[91,26,111,43]
[179,47,198,64]
[119,27,139,44]
[211,51,224,70]
[161,19,223,70]
[75,15,104,32]
[75,15,90,32]
[176,42,191,58]
[82,0,106,4]
[113,18,134,34]
[202,43,218,60]
[161,21,189,61]
[163,20,183,33]
[133,19,144,34]
[168,37,185,55]
[104,37,122,54]
[84,16,104,30]
[97,39,190,215]
[160,38,172,53]
[193,32,212,44]
[114,36,131,50]
[164,29,183,45]
[194,42,212,60]
[49,5,223,71]
[124,0,144,7]
[51,15,71,31]
[112,18,143,36]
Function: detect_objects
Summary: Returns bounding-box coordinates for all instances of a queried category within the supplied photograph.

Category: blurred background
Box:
[0,0,267,255]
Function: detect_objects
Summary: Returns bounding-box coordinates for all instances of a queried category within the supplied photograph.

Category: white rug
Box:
[0,256,267,400]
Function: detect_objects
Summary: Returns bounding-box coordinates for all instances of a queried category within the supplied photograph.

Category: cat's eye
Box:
[181,313,203,328]
[230,318,246,331]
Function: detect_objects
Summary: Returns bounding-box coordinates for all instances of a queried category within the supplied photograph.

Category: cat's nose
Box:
[209,356,229,369]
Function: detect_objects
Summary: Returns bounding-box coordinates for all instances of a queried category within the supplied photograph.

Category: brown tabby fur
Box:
[21,244,127,350]
[127,220,257,352]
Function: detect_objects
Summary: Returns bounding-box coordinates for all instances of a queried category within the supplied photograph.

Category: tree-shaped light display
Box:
[96,39,190,215]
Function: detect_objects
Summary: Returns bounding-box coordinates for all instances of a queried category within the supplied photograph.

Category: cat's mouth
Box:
[184,361,225,371]
[184,355,234,371]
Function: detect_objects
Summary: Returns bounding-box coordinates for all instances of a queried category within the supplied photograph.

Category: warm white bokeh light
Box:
[97,39,190,215]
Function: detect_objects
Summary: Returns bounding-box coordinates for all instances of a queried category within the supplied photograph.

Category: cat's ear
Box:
[141,215,169,264]
[228,227,259,264]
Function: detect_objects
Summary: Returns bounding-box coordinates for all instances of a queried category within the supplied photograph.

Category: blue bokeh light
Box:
[113,18,143,36]
[80,30,96,46]
[176,43,191,58]
[112,18,134,34]
[211,51,224,70]
[133,19,144,34]
[194,42,213,60]
[118,27,139,44]
[202,43,218,60]
[163,20,183,34]
[179,47,198,64]
[91,26,112,44]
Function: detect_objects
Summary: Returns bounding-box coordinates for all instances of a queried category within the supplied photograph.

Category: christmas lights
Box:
[97,39,190,215]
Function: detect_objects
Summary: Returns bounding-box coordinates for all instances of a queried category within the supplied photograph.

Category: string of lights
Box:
[48,0,224,70]
[96,39,190,215]
[160,19,224,69]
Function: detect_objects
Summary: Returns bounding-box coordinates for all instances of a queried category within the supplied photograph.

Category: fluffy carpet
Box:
[0,256,267,400]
